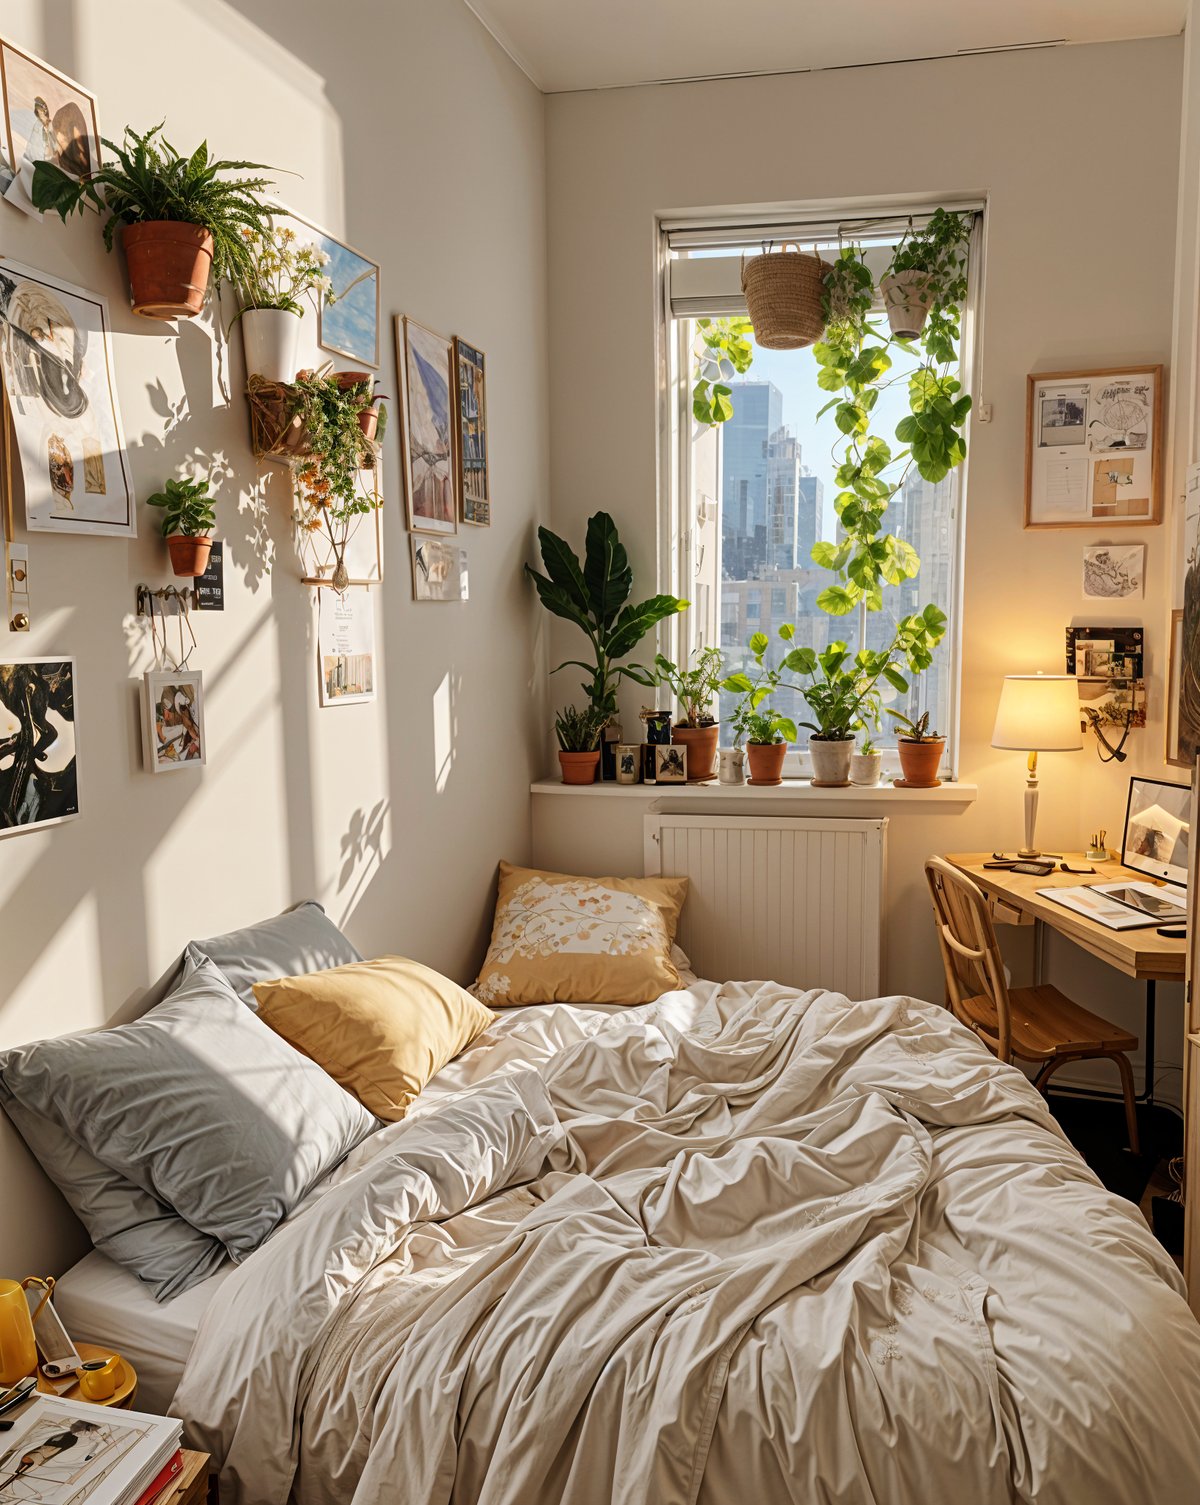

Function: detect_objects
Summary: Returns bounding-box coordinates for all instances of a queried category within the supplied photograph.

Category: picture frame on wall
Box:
[411,536,468,601]
[1167,608,1188,768]
[0,36,101,219]
[0,258,136,537]
[1025,366,1163,529]
[142,669,205,774]
[270,205,381,370]
[0,656,78,837]
[453,337,490,526]
[397,315,457,536]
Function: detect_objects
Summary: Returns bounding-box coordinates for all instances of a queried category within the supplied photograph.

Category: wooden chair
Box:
[924,856,1140,1153]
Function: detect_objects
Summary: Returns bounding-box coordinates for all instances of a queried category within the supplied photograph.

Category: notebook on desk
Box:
[1037,880,1188,931]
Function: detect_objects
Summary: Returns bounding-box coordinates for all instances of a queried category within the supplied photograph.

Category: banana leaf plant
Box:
[525,511,688,717]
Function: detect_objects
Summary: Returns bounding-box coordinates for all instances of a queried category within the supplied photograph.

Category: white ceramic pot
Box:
[879,269,935,340]
[808,735,854,786]
[718,746,746,786]
[850,750,883,786]
[241,307,301,383]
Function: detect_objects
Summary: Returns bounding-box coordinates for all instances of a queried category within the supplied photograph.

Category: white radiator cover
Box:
[644,814,887,999]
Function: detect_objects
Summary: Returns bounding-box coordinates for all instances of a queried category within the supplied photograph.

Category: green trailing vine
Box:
[692,316,754,425]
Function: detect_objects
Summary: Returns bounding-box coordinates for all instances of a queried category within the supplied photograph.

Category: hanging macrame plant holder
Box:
[740,243,829,350]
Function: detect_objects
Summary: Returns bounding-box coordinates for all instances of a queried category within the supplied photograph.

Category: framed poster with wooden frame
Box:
[1025,365,1164,529]
[271,203,381,370]
[453,337,490,526]
[397,315,457,536]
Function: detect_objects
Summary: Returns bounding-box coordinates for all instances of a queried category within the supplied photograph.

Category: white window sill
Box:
[531,778,978,806]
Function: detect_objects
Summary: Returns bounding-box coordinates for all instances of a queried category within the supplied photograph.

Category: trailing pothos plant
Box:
[692,316,754,426]
[526,512,688,718]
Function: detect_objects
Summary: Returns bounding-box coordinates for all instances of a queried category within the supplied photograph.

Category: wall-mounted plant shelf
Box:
[246,378,312,463]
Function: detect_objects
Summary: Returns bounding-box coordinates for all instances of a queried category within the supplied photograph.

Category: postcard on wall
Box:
[0,36,101,218]
[398,315,457,536]
[318,588,376,705]
[454,337,490,526]
[142,668,205,773]
[1082,542,1144,600]
[0,258,136,537]
[1025,366,1162,528]
[0,657,78,837]
[411,536,468,602]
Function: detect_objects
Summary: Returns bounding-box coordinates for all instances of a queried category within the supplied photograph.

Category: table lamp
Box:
[991,673,1083,857]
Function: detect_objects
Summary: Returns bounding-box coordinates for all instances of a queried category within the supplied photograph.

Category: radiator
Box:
[644,814,887,998]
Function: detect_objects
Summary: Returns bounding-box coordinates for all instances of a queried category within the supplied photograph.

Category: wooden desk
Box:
[946,852,1185,1104]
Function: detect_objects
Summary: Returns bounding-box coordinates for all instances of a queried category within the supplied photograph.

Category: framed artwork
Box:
[0,37,100,219]
[1025,366,1163,529]
[1181,464,1200,764]
[1065,624,1146,729]
[269,204,380,369]
[655,745,687,783]
[1167,608,1188,768]
[0,258,136,537]
[0,657,78,837]
[454,337,490,525]
[411,537,468,601]
[142,669,205,774]
[317,589,375,705]
[397,316,457,535]
[1082,542,1144,600]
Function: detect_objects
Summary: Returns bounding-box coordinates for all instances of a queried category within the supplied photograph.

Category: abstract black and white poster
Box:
[0,258,135,536]
[0,656,79,836]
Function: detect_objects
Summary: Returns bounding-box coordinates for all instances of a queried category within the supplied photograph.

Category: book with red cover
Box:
[133,1448,183,1505]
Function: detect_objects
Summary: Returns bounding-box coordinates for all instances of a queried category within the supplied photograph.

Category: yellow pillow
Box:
[473,861,688,1007]
[252,956,494,1121]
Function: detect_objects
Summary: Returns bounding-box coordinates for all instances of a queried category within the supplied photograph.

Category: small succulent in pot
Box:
[888,709,946,787]
[145,476,216,578]
[554,703,607,785]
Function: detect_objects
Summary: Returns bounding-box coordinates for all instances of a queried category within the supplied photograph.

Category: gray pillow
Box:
[0,1089,226,1301]
[187,899,362,1006]
[0,957,376,1261]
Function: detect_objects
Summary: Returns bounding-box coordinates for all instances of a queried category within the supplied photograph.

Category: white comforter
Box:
[172,982,1200,1504]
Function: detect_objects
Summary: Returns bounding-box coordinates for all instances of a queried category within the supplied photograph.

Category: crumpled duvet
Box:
[171,982,1200,1505]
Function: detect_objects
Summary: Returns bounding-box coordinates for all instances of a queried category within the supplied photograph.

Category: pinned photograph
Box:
[0,259,136,537]
[0,657,78,837]
[142,669,205,773]
[412,537,468,601]
[1082,543,1144,600]
[0,38,100,218]
[1039,392,1086,447]
[655,745,687,783]
[398,316,457,535]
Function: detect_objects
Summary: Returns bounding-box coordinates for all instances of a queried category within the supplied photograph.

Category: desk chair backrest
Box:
[924,856,1013,1061]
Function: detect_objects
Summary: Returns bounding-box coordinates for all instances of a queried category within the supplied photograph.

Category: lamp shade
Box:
[991,674,1083,752]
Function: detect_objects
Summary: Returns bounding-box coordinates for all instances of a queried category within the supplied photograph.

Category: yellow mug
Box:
[0,1280,37,1386]
[78,1354,121,1402]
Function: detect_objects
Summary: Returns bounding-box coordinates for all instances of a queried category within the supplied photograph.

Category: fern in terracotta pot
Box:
[146,476,216,578]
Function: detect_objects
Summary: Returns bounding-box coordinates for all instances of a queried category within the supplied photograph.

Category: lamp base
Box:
[1018,846,1041,859]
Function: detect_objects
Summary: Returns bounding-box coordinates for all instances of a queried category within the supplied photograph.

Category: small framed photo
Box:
[453,337,490,526]
[397,316,457,536]
[0,37,101,218]
[411,537,468,601]
[0,656,79,837]
[655,744,687,783]
[615,743,641,784]
[142,669,205,773]
[1025,366,1163,528]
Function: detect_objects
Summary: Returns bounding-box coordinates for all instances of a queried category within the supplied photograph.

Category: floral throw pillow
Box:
[473,862,689,1006]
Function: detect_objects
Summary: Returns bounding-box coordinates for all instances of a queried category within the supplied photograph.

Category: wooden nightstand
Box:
[151,1449,214,1505]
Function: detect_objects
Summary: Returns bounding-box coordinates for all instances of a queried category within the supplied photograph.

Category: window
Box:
[661,206,980,778]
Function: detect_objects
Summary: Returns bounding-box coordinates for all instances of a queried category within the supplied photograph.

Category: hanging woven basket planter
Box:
[740,243,829,350]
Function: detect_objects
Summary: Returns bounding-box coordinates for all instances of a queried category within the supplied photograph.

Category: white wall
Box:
[538,40,1187,1099]
[0,0,548,1274]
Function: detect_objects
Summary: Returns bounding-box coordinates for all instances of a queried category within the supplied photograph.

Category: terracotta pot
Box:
[808,735,854,787]
[879,269,935,340]
[746,740,788,785]
[122,221,213,319]
[167,534,213,578]
[358,406,379,441]
[558,749,600,785]
[896,736,945,788]
[336,371,373,398]
[850,750,883,786]
[671,722,719,781]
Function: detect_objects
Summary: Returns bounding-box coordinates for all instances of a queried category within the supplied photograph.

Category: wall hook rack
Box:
[136,584,196,617]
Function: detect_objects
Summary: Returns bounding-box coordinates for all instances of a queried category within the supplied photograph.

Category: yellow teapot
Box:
[0,1279,36,1386]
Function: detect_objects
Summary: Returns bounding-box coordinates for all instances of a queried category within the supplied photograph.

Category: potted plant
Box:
[851,733,883,787]
[145,476,216,577]
[358,395,388,443]
[889,710,946,787]
[291,368,382,591]
[878,208,972,341]
[525,512,687,720]
[649,647,724,781]
[231,224,333,382]
[33,124,276,320]
[738,709,796,786]
[554,704,606,784]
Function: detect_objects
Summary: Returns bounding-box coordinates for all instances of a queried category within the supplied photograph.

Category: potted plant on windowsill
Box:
[739,709,796,785]
[232,224,334,382]
[888,710,946,787]
[146,476,217,578]
[648,647,724,781]
[555,704,606,784]
[33,124,276,320]
[850,733,883,787]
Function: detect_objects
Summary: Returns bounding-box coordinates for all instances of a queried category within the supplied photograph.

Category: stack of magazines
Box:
[0,1393,183,1505]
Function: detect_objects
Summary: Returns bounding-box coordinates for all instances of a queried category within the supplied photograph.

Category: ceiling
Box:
[464,0,1186,93]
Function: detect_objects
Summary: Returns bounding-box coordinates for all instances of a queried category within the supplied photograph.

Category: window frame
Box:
[656,198,987,782]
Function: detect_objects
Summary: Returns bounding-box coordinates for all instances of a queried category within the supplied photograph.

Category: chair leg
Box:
[1112,1051,1141,1156]
[1033,1056,1077,1095]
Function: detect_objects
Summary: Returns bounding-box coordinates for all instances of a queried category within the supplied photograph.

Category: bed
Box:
[137,978,1200,1505]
